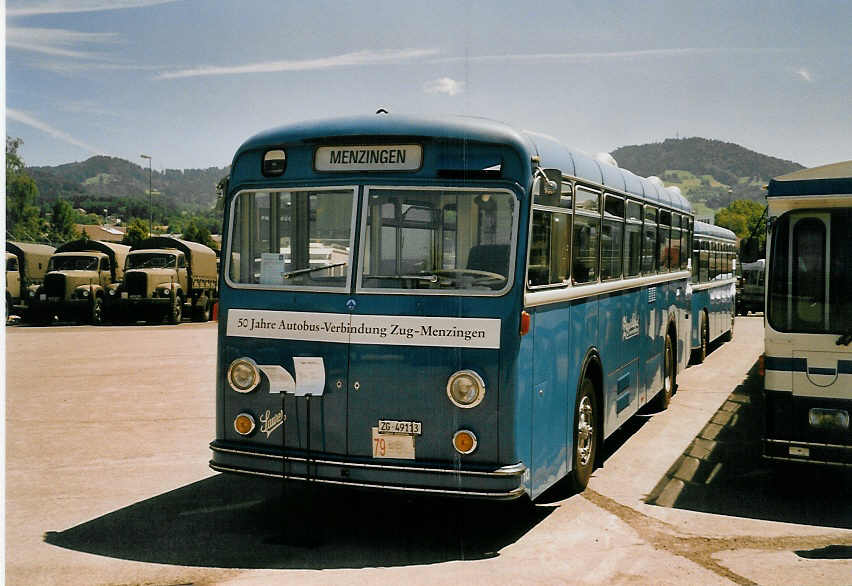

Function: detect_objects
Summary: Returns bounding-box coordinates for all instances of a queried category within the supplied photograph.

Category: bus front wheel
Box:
[569,377,598,492]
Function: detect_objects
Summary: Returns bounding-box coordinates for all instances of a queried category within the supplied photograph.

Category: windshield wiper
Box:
[365,273,439,283]
[282,262,347,279]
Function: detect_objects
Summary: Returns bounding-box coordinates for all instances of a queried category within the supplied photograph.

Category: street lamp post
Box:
[140,154,152,236]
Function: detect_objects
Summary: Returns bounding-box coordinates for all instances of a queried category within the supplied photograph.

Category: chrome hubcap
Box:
[577,395,594,466]
[664,342,673,393]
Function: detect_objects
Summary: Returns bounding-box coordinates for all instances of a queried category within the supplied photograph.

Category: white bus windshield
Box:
[768,208,852,333]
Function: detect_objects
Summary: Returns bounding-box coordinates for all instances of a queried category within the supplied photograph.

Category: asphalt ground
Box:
[4,316,851,585]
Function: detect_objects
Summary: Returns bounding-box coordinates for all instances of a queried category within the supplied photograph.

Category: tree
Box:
[714,199,767,262]
[122,217,150,248]
[48,199,80,244]
[181,218,214,248]
[6,137,46,241]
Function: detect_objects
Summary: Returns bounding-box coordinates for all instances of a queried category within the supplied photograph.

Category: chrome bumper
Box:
[210,441,528,500]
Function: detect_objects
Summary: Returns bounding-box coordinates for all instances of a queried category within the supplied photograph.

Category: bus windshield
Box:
[228,188,355,290]
[358,187,515,293]
[768,208,852,333]
[226,186,516,293]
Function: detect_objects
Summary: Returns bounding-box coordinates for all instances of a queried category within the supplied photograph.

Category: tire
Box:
[168,295,183,324]
[723,312,734,342]
[90,297,104,325]
[696,312,708,364]
[569,376,598,493]
[193,297,210,322]
[652,335,675,410]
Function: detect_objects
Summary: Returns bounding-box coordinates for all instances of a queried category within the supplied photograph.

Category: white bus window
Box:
[768,209,852,333]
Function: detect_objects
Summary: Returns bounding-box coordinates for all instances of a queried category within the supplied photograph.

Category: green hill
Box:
[24,137,805,219]
[28,156,228,210]
[611,137,804,210]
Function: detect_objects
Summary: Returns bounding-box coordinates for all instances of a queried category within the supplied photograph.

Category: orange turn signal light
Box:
[453,430,477,455]
[234,413,256,436]
[520,311,531,336]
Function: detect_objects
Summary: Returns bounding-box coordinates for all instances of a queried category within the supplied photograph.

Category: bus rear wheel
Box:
[569,377,597,492]
[696,312,709,364]
[652,335,675,410]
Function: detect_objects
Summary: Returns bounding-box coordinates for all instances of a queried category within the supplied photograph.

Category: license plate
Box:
[372,427,415,459]
[130,294,142,299]
[48,296,60,302]
[377,419,422,435]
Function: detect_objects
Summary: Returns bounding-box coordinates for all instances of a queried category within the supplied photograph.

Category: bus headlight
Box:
[446,370,485,408]
[234,412,256,436]
[453,430,478,454]
[227,357,260,393]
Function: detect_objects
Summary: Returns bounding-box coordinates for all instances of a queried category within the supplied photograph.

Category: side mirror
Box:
[537,168,561,196]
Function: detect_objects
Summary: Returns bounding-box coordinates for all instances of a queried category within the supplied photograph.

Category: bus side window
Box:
[602,194,624,280]
[658,210,672,272]
[528,208,570,287]
[641,206,657,274]
[625,201,642,277]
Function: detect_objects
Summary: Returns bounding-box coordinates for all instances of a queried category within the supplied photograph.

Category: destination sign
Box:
[315,144,422,172]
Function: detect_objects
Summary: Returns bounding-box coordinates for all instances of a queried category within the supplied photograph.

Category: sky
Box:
[4,0,852,172]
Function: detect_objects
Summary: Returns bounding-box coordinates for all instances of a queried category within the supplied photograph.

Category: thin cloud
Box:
[7,108,105,156]
[156,48,440,80]
[7,27,119,59]
[7,0,177,16]
[795,68,813,82]
[431,47,792,65]
[424,77,465,96]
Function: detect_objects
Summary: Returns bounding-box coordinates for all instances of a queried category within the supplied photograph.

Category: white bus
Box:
[763,160,852,467]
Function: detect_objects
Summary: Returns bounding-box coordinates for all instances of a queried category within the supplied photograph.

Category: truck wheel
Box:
[168,295,183,324]
[90,297,104,325]
[193,298,211,322]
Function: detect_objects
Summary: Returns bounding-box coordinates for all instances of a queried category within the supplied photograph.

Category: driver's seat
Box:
[466,244,509,277]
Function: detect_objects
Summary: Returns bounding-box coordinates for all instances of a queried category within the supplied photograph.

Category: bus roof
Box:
[234,115,691,213]
[767,160,852,197]
[694,220,737,241]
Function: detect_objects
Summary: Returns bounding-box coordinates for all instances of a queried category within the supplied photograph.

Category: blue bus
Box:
[689,221,737,363]
[763,161,852,467]
[210,115,694,500]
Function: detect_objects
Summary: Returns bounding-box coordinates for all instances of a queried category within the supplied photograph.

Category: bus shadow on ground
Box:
[44,476,553,569]
[645,360,852,531]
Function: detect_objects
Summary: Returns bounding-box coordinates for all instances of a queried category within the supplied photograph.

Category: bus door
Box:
[346,187,512,463]
[784,212,847,398]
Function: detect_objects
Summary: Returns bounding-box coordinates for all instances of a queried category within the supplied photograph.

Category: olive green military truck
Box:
[5,241,56,318]
[27,239,130,324]
[110,236,218,324]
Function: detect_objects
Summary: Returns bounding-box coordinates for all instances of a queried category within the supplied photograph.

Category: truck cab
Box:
[114,248,188,323]
[27,240,128,324]
[111,236,218,324]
